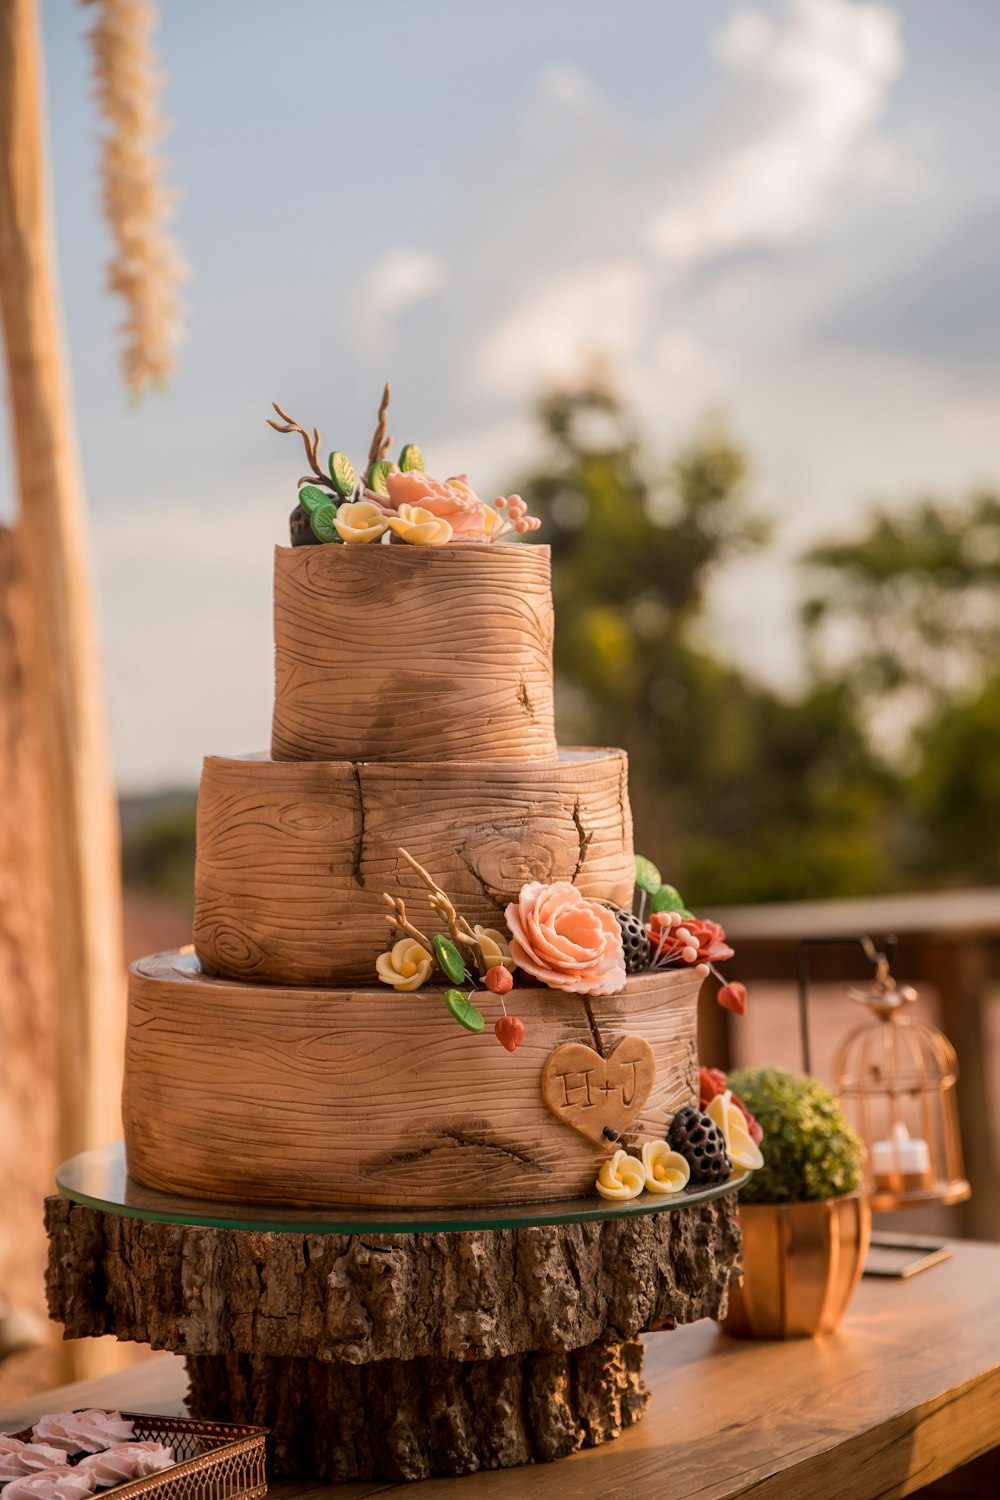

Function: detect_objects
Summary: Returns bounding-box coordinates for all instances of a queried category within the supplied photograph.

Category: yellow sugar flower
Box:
[707,1090,765,1172]
[335,499,389,544]
[387,503,454,547]
[641,1140,691,1195]
[595,1148,646,1201]
[376,937,433,992]
[473,925,516,972]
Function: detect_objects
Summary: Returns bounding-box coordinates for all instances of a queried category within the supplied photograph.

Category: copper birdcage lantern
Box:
[832,946,970,1212]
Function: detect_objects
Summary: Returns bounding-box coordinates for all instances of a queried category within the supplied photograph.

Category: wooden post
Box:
[0,526,55,1398]
[0,0,124,1162]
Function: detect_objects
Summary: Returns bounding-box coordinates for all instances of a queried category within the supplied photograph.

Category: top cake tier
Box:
[271,542,557,763]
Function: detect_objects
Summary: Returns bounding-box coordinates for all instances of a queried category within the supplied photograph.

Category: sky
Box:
[3,0,1000,789]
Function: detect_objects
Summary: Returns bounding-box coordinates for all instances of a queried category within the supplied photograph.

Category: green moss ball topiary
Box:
[727,1065,864,1204]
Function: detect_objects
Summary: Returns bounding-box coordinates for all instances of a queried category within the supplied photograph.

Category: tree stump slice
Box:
[185,1341,647,1482]
[45,1192,741,1480]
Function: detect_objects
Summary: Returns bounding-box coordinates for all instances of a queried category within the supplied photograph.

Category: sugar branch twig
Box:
[366,381,392,469]
[382,892,431,950]
[396,847,487,974]
[267,401,338,491]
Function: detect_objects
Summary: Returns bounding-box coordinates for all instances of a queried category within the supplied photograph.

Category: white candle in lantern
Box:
[871,1121,931,1180]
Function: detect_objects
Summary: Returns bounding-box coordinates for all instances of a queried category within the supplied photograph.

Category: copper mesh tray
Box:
[9,1412,267,1500]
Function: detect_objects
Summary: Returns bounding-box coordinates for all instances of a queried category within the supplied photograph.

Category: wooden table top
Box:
[4,1239,999,1499]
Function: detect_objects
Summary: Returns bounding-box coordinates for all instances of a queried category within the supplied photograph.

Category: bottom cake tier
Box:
[123,952,702,1210]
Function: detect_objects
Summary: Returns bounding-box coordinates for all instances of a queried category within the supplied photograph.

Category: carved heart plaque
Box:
[540,1035,656,1146]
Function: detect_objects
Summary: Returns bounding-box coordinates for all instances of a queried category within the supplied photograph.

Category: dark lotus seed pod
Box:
[609,906,651,973]
[289,503,322,547]
[667,1105,732,1187]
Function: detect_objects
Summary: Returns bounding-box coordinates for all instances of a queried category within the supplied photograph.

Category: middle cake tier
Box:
[194,748,634,986]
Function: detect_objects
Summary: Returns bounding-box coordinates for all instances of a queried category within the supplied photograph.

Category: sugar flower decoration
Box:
[473,925,516,972]
[641,1141,691,1194]
[386,503,454,547]
[376,937,434,992]
[505,881,626,996]
[595,1149,646,1201]
[30,1412,134,1456]
[78,1442,175,1486]
[2,1471,96,1500]
[707,1089,765,1172]
[0,1443,67,1481]
[383,471,490,538]
[647,913,734,968]
[333,499,388,544]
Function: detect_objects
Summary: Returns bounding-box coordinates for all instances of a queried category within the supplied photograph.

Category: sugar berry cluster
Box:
[606,855,748,1017]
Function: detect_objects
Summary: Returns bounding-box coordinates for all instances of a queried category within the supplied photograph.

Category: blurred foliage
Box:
[802,493,1000,745]
[120,792,197,906]
[802,493,1000,889]
[516,375,898,905]
[727,1066,863,1203]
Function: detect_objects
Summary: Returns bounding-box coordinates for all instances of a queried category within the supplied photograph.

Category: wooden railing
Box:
[696,888,1000,1242]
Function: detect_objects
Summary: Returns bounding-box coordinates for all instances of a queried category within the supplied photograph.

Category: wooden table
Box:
[8,1239,1000,1498]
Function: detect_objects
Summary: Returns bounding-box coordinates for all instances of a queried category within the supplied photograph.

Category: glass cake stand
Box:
[57,1141,748,1235]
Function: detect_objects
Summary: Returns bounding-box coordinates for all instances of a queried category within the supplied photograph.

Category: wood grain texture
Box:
[122,955,701,1208]
[44,1193,739,1362]
[193,748,633,986]
[271,543,557,763]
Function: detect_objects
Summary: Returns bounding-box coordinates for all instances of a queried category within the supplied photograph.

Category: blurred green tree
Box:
[515,374,897,905]
[120,793,197,907]
[801,491,1000,886]
[801,493,1000,751]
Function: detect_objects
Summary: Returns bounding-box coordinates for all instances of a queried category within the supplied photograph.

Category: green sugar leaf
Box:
[329,451,357,497]
[650,883,692,917]
[310,503,341,543]
[445,989,485,1033]
[366,460,393,496]
[433,934,467,985]
[298,484,331,516]
[634,855,662,895]
[399,443,425,473]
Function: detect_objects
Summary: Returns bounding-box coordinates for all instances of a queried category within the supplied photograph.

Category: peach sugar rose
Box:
[382,470,494,538]
[505,882,626,996]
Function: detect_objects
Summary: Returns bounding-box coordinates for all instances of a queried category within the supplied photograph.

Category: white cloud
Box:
[477,259,652,395]
[352,249,448,356]
[536,60,602,112]
[649,0,903,264]
[472,1,905,407]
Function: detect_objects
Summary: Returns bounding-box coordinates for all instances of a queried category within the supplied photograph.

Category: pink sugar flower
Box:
[505,882,626,996]
[383,470,491,536]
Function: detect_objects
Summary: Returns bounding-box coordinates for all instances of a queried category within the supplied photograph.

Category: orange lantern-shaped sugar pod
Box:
[832,954,970,1213]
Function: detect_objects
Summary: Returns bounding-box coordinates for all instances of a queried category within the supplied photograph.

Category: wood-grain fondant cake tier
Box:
[193,747,633,986]
[123,953,701,1209]
[272,542,557,763]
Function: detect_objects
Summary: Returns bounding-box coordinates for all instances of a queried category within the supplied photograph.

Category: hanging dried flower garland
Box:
[83,0,187,397]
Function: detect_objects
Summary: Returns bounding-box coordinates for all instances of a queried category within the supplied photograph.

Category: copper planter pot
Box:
[724,1192,870,1339]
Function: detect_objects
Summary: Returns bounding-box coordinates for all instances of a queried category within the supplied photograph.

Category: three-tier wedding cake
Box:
[122,387,752,1210]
